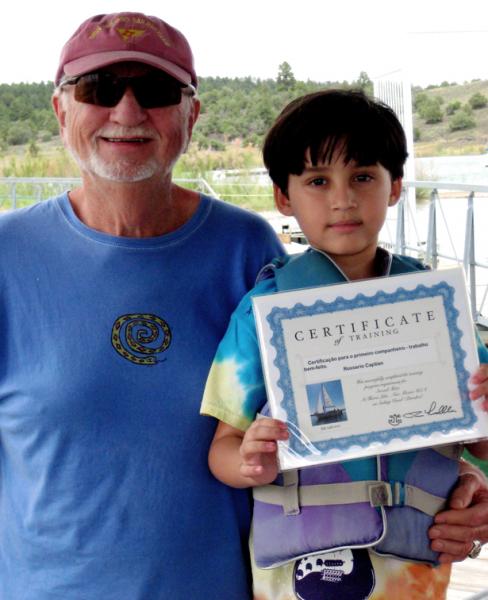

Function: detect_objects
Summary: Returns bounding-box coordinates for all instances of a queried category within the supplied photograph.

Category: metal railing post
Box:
[425,189,438,269]
[463,191,477,320]
[395,191,406,254]
[10,182,17,210]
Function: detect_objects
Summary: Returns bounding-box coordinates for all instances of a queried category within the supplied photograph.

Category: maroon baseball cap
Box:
[55,12,197,87]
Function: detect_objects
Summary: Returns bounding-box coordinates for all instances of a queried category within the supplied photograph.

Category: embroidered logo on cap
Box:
[116,29,146,43]
[88,16,172,47]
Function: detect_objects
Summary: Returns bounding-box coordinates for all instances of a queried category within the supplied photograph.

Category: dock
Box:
[447,545,488,599]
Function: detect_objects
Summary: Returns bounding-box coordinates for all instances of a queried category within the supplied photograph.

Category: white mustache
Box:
[95,126,155,139]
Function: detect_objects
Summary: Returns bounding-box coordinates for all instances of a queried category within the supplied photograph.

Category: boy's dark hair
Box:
[262,89,408,195]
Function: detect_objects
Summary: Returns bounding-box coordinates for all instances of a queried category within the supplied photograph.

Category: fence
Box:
[381,181,488,328]
[1,176,487,328]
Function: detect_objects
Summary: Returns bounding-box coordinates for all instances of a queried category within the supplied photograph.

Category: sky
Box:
[2,0,487,87]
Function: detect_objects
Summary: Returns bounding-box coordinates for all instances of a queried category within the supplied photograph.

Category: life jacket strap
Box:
[253,479,447,517]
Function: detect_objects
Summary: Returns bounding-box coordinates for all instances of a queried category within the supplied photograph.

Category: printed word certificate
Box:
[252,267,488,470]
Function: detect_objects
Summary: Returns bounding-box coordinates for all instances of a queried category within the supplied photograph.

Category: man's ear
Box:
[388,178,403,207]
[274,184,294,216]
[52,93,65,126]
[182,97,200,153]
[188,98,200,135]
[52,92,68,143]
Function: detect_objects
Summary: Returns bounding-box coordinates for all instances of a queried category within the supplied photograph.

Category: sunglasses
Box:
[61,71,196,109]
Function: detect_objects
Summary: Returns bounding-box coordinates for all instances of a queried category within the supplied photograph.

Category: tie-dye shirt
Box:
[201,272,452,600]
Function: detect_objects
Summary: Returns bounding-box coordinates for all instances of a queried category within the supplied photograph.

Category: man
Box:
[0,11,485,600]
[0,12,283,600]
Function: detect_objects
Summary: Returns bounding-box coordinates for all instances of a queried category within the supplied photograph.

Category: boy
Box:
[201,90,488,600]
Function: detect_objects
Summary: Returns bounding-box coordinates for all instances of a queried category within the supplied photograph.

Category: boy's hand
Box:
[239,418,289,485]
[466,363,488,458]
[469,364,488,411]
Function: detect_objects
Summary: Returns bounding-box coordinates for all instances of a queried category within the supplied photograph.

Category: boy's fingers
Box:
[240,440,277,461]
[239,463,265,478]
[469,365,488,399]
[470,364,488,381]
[246,421,288,443]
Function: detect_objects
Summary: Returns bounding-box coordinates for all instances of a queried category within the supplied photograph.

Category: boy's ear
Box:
[273,184,294,216]
[388,178,403,207]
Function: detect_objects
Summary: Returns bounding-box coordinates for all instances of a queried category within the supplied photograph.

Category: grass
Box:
[0,134,485,212]
[464,449,488,477]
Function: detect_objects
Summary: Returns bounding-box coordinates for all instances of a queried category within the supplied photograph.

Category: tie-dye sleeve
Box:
[476,329,488,362]
[201,279,277,431]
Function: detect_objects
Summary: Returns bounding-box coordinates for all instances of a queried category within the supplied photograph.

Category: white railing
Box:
[381,181,488,327]
[1,177,486,328]
[0,177,219,209]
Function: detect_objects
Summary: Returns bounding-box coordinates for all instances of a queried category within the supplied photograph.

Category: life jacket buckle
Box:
[282,470,300,516]
[368,482,393,507]
[392,480,406,506]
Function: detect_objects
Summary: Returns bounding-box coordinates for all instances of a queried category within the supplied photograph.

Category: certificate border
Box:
[267,281,475,457]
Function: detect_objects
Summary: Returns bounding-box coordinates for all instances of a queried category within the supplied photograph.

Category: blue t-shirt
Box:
[0,193,283,600]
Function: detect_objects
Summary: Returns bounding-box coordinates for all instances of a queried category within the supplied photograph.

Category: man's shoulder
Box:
[0,197,61,232]
[204,194,275,229]
[231,277,278,318]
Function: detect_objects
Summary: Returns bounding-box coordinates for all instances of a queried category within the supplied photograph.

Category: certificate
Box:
[252,266,488,470]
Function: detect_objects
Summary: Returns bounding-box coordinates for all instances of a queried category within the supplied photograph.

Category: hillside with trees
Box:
[413,79,488,155]
[0,65,487,176]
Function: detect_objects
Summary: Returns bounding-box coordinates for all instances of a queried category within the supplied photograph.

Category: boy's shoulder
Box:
[390,253,428,274]
[230,276,278,321]
[257,250,429,294]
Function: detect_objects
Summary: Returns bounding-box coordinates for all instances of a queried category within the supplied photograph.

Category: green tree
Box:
[449,110,476,131]
[414,92,429,112]
[6,121,32,145]
[420,101,443,124]
[28,140,40,157]
[277,62,296,91]
[446,100,461,115]
[469,92,487,109]
[354,71,373,96]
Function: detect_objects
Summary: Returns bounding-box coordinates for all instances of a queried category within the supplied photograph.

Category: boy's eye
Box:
[355,173,374,182]
[309,177,327,186]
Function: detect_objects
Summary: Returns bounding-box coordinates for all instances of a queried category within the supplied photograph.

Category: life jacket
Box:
[252,249,462,569]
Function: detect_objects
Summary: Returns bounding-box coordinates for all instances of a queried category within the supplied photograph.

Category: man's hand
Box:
[429,459,488,563]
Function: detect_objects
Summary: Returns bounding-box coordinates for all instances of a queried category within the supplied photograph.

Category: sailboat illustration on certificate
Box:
[310,381,346,425]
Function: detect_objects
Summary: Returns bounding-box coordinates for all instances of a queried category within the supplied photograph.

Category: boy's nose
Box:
[332,184,357,209]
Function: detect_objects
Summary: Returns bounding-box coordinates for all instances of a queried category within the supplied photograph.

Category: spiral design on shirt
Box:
[111,313,172,365]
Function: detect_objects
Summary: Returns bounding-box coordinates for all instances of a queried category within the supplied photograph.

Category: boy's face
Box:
[274,150,402,280]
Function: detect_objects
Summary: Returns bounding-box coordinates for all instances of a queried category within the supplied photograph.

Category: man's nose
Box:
[109,87,148,124]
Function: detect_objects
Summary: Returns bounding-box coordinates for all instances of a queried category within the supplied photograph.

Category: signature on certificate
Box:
[388,402,456,426]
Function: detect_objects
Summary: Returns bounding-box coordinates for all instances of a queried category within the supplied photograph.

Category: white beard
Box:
[72,148,161,182]
[67,125,165,183]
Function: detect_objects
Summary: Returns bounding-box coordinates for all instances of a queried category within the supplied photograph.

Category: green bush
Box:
[420,101,443,124]
[449,110,476,131]
[469,92,488,109]
[6,122,33,145]
[446,100,461,115]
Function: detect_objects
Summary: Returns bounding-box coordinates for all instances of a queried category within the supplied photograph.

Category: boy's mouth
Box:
[329,220,362,232]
